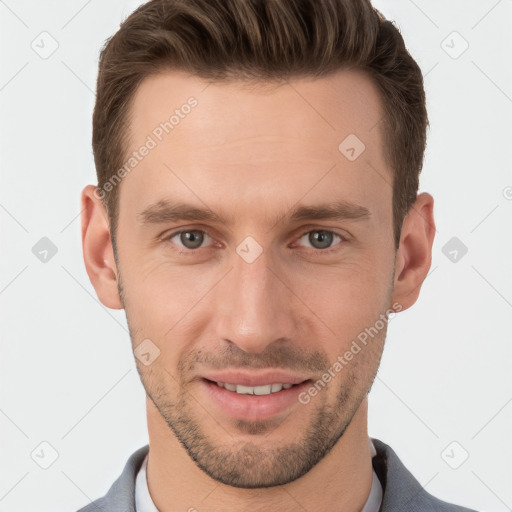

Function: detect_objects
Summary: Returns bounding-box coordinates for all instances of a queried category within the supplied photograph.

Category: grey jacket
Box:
[76,437,478,511]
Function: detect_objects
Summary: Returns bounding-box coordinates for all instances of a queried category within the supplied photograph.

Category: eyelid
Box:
[162,225,348,254]
[163,228,217,251]
[293,228,347,252]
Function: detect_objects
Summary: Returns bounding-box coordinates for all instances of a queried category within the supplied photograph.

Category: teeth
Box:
[253,384,272,395]
[215,382,295,395]
[237,384,256,395]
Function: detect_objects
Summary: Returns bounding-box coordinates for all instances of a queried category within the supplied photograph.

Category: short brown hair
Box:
[92,0,428,251]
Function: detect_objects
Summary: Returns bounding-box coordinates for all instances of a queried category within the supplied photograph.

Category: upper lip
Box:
[201,370,311,387]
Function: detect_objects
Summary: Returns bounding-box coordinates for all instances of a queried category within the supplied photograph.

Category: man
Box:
[78,0,478,510]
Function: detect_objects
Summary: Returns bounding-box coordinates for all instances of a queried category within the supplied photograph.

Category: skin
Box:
[81,69,435,512]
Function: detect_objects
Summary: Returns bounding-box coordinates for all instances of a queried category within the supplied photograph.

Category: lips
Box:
[201,370,310,388]
[196,370,312,421]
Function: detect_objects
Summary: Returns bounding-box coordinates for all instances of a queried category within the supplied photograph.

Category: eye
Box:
[162,227,347,255]
[295,229,346,252]
[166,229,214,252]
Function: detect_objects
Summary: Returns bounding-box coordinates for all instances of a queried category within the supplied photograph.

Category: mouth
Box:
[203,378,309,396]
[199,377,313,422]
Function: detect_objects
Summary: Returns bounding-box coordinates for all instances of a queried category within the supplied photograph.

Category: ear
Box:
[391,192,436,311]
[81,185,123,309]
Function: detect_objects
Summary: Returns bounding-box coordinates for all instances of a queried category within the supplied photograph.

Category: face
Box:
[114,69,398,487]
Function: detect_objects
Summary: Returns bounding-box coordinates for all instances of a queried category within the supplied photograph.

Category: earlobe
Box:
[81,185,124,310]
[391,192,436,311]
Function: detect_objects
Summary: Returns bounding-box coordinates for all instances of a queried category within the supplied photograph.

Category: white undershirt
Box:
[135,439,382,512]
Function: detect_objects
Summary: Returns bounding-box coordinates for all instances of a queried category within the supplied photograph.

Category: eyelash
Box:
[162,228,347,256]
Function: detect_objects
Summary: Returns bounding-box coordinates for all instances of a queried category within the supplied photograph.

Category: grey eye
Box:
[298,230,342,250]
[174,230,208,250]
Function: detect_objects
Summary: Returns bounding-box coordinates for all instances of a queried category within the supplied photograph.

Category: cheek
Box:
[292,259,392,364]
[122,261,216,352]
[298,254,390,315]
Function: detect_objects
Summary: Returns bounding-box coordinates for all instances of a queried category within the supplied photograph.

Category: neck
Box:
[146,396,373,512]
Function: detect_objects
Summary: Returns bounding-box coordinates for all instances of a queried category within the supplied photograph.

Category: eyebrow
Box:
[137,199,371,227]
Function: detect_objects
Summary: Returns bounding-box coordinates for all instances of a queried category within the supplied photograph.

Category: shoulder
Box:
[76,496,107,512]
[74,444,149,512]
[371,438,480,512]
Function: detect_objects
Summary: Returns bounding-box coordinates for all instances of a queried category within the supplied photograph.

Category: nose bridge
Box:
[215,242,295,353]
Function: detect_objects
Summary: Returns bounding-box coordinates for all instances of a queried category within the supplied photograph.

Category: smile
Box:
[214,382,295,395]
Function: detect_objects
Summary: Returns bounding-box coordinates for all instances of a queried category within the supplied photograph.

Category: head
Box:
[82,0,435,488]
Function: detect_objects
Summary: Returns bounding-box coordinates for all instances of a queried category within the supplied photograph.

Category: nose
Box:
[213,243,298,354]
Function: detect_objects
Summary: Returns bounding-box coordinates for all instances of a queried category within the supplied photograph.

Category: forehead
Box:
[128,68,385,149]
[120,69,391,228]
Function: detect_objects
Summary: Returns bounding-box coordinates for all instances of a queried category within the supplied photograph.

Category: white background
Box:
[0,1,511,511]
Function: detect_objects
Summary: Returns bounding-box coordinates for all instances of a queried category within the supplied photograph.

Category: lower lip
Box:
[200,379,311,422]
